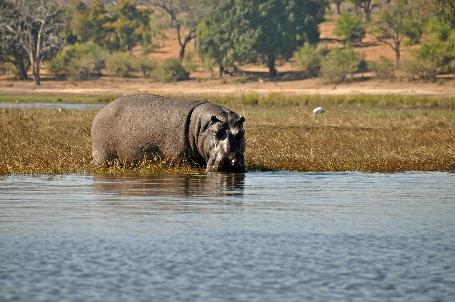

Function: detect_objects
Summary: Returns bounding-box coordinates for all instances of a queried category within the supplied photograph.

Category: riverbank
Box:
[1,94,454,175]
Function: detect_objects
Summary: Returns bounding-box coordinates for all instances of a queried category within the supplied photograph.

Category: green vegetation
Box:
[198,0,327,77]
[320,47,362,83]
[47,42,106,80]
[370,56,395,80]
[1,94,455,175]
[334,12,365,44]
[293,44,328,77]
[154,58,190,82]
[1,0,455,83]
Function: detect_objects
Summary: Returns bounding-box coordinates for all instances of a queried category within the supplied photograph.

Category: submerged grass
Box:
[1,94,455,175]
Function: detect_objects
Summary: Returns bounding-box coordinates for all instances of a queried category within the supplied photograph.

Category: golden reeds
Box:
[1,94,455,175]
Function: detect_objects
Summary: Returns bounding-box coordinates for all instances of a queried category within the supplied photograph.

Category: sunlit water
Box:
[1,172,455,302]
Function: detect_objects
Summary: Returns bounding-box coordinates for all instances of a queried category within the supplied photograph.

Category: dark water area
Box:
[1,172,455,302]
[0,102,104,110]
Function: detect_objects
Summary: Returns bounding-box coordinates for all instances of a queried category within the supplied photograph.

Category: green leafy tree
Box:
[334,12,366,44]
[197,0,240,77]
[372,0,425,68]
[198,0,328,77]
[66,0,153,52]
[404,18,455,80]
[66,0,108,45]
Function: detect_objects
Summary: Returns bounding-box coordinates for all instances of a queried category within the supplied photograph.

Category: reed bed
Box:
[1,94,455,175]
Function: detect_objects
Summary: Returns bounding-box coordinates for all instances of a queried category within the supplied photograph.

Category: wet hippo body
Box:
[91,94,246,172]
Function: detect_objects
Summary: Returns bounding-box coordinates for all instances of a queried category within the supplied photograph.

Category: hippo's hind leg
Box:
[91,141,117,166]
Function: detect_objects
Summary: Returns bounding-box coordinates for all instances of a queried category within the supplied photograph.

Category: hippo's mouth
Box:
[207,158,246,173]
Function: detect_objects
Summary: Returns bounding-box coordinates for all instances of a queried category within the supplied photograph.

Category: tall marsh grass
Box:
[1,94,455,175]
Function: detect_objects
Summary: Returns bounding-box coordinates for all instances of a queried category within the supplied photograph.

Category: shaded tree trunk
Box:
[32,60,40,85]
[394,43,400,68]
[219,64,224,78]
[266,53,277,77]
[12,52,28,80]
[336,3,342,14]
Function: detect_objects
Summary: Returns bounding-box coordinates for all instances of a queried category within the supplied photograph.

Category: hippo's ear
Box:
[211,116,221,124]
[238,116,245,125]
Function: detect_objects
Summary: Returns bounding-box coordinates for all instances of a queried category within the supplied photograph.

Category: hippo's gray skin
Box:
[91,94,246,172]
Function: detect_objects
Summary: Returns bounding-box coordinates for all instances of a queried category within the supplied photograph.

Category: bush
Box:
[370,56,395,80]
[334,13,366,45]
[320,47,362,83]
[134,57,156,78]
[183,51,199,73]
[404,36,455,81]
[105,52,137,78]
[293,44,328,77]
[403,58,438,81]
[154,58,189,82]
[0,62,17,76]
[47,43,106,81]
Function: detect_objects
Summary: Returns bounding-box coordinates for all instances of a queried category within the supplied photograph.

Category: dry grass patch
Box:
[1,94,455,175]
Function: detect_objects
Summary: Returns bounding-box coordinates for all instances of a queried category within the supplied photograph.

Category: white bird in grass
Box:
[312,106,326,114]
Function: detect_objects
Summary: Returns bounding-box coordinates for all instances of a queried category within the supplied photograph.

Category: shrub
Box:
[320,47,362,83]
[134,57,156,78]
[334,13,366,45]
[404,36,455,81]
[293,44,328,77]
[105,52,137,78]
[370,56,395,80]
[0,62,17,76]
[47,43,106,81]
[183,51,199,73]
[154,58,189,82]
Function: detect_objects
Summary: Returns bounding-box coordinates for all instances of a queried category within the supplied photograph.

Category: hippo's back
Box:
[91,94,205,165]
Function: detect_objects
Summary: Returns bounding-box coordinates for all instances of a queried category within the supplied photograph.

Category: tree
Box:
[0,1,29,79]
[103,0,153,52]
[372,0,425,68]
[66,0,153,52]
[350,0,378,22]
[198,0,328,77]
[334,12,366,44]
[332,0,345,14]
[147,0,212,62]
[0,0,63,85]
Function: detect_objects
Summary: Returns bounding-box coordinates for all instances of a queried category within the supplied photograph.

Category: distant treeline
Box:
[0,0,454,84]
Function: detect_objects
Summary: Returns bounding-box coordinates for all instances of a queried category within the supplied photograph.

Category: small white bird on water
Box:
[312,106,326,114]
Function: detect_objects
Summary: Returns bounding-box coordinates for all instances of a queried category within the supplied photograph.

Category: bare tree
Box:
[0,0,63,85]
[145,0,211,62]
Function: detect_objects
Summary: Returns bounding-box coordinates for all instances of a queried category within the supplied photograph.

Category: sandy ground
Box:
[1,75,454,97]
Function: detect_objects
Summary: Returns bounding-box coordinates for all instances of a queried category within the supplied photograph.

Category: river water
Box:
[1,172,454,302]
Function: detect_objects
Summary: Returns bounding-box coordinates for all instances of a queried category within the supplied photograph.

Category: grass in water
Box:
[1,94,455,175]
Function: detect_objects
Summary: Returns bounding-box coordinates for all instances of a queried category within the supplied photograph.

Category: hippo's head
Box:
[202,113,246,173]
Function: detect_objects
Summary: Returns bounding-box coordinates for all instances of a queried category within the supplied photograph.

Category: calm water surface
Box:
[1,172,455,302]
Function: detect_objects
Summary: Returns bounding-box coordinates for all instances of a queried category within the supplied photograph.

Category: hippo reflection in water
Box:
[91,94,246,172]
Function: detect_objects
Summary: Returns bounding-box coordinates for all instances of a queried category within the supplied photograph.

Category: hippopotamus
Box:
[91,94,246,172]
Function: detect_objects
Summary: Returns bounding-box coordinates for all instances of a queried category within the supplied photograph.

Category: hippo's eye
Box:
[215,130,226,140]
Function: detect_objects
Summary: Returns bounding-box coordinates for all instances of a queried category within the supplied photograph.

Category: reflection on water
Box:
[93,173,245,198]
[1,172,455,302]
